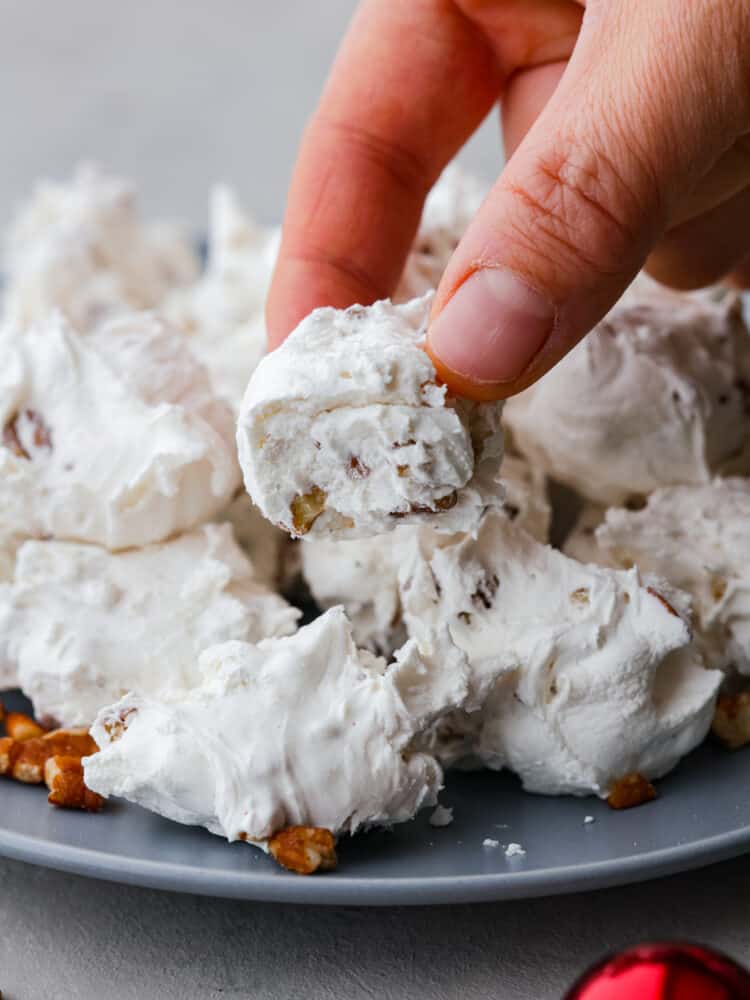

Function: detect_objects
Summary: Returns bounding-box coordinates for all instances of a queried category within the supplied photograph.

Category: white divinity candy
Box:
[0,312,240,549]
[300,524,414,654]
[0,524,298,726]
[396,165,487,301]
[164,186,279,411]
[300,452,549,654]
[505,276,750,505]
[237,294,504,540]
[562,503,607,567]
[565,480,750,677]
[4,164,198,332]
[399,517,721,797]
[84,608,475,845]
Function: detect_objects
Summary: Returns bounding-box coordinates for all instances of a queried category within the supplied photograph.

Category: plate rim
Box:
[2,816,749,905]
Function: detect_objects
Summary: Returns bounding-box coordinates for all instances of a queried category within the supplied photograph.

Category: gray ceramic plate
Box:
[2,689,749,905]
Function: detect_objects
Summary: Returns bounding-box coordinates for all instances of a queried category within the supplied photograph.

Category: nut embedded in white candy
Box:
[0,523,299,727]
[0,312,240,549]
[4,163,198,333]
[398,516,722,796]
[163,186,279,412]
[505,275,750,505]
[237,293,504,540]
[84,608,477,850]
[566,479,750,677]
[300,453,548,655]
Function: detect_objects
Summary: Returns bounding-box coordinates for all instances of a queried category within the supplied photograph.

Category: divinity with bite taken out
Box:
[237,293,504,540]
[299,451,549,654]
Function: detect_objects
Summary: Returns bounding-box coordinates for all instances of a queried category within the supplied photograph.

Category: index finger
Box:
[265,0,501,347]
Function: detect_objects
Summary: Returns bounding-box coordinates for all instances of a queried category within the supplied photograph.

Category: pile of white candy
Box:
[2,163,747,867]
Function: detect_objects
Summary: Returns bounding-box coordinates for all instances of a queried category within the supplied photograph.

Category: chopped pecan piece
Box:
[28,410,53,451]
[268,826,337,875]
[570,587,590,606]
[711,576,728,602]
[2,414,27,458]
[44,755,103,811]
[390,491,460,518]
[607,773,657,810]
[2,409,52,458]
[434,491,458,511]
[103,707,137,742]
[0,737,14,775]
[290,487,327,535]
[0,727,98,785]
[5,711,46,742]
[347,456,370,480]
[646,587,679,618]
[472,573,499,610]
[712,692,750,750]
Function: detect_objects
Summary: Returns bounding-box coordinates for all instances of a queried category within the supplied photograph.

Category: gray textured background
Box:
[0,0,500,230]
[2,855,749,999]
[0,3,748,998]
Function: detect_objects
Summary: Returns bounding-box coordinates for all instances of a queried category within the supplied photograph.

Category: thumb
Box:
[426,1,750,401]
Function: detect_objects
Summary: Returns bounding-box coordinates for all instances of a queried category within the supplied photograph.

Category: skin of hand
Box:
[266,0,750,401]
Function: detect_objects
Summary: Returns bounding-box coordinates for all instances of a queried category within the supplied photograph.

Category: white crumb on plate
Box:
[429,805,454,828]
[505,843,526,858]
[584,815,595,825]
[482,838,500,849]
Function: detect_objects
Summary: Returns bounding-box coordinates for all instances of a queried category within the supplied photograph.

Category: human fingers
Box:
[646,186,750,289]
[266,0,501,347]
[427,0,750,400]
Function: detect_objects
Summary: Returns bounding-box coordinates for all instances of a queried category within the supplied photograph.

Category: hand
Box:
[267,0,750,400]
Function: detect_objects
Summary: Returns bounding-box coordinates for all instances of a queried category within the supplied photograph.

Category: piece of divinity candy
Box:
[4,163,198,332]
[564,479,750,678]
[505,276,750,505]
[237,293,504,540]
[300,451,549,655]
[0,312,240,550]
[84,608,480,852]
[399,516,722,797]
[163,186,279,412]
[0,524,299,725]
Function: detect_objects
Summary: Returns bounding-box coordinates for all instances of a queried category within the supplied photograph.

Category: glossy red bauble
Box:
[564,943,750,1000]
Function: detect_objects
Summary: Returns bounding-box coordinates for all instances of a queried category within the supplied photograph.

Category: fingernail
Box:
[428,269,556,384]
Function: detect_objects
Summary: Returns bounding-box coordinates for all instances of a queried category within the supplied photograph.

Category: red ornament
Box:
[564,943,750,1000]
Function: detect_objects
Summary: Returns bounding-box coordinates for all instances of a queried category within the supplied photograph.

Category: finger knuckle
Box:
[500,135,660,281]
[285,244,387,303]
[315,116,431,204]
